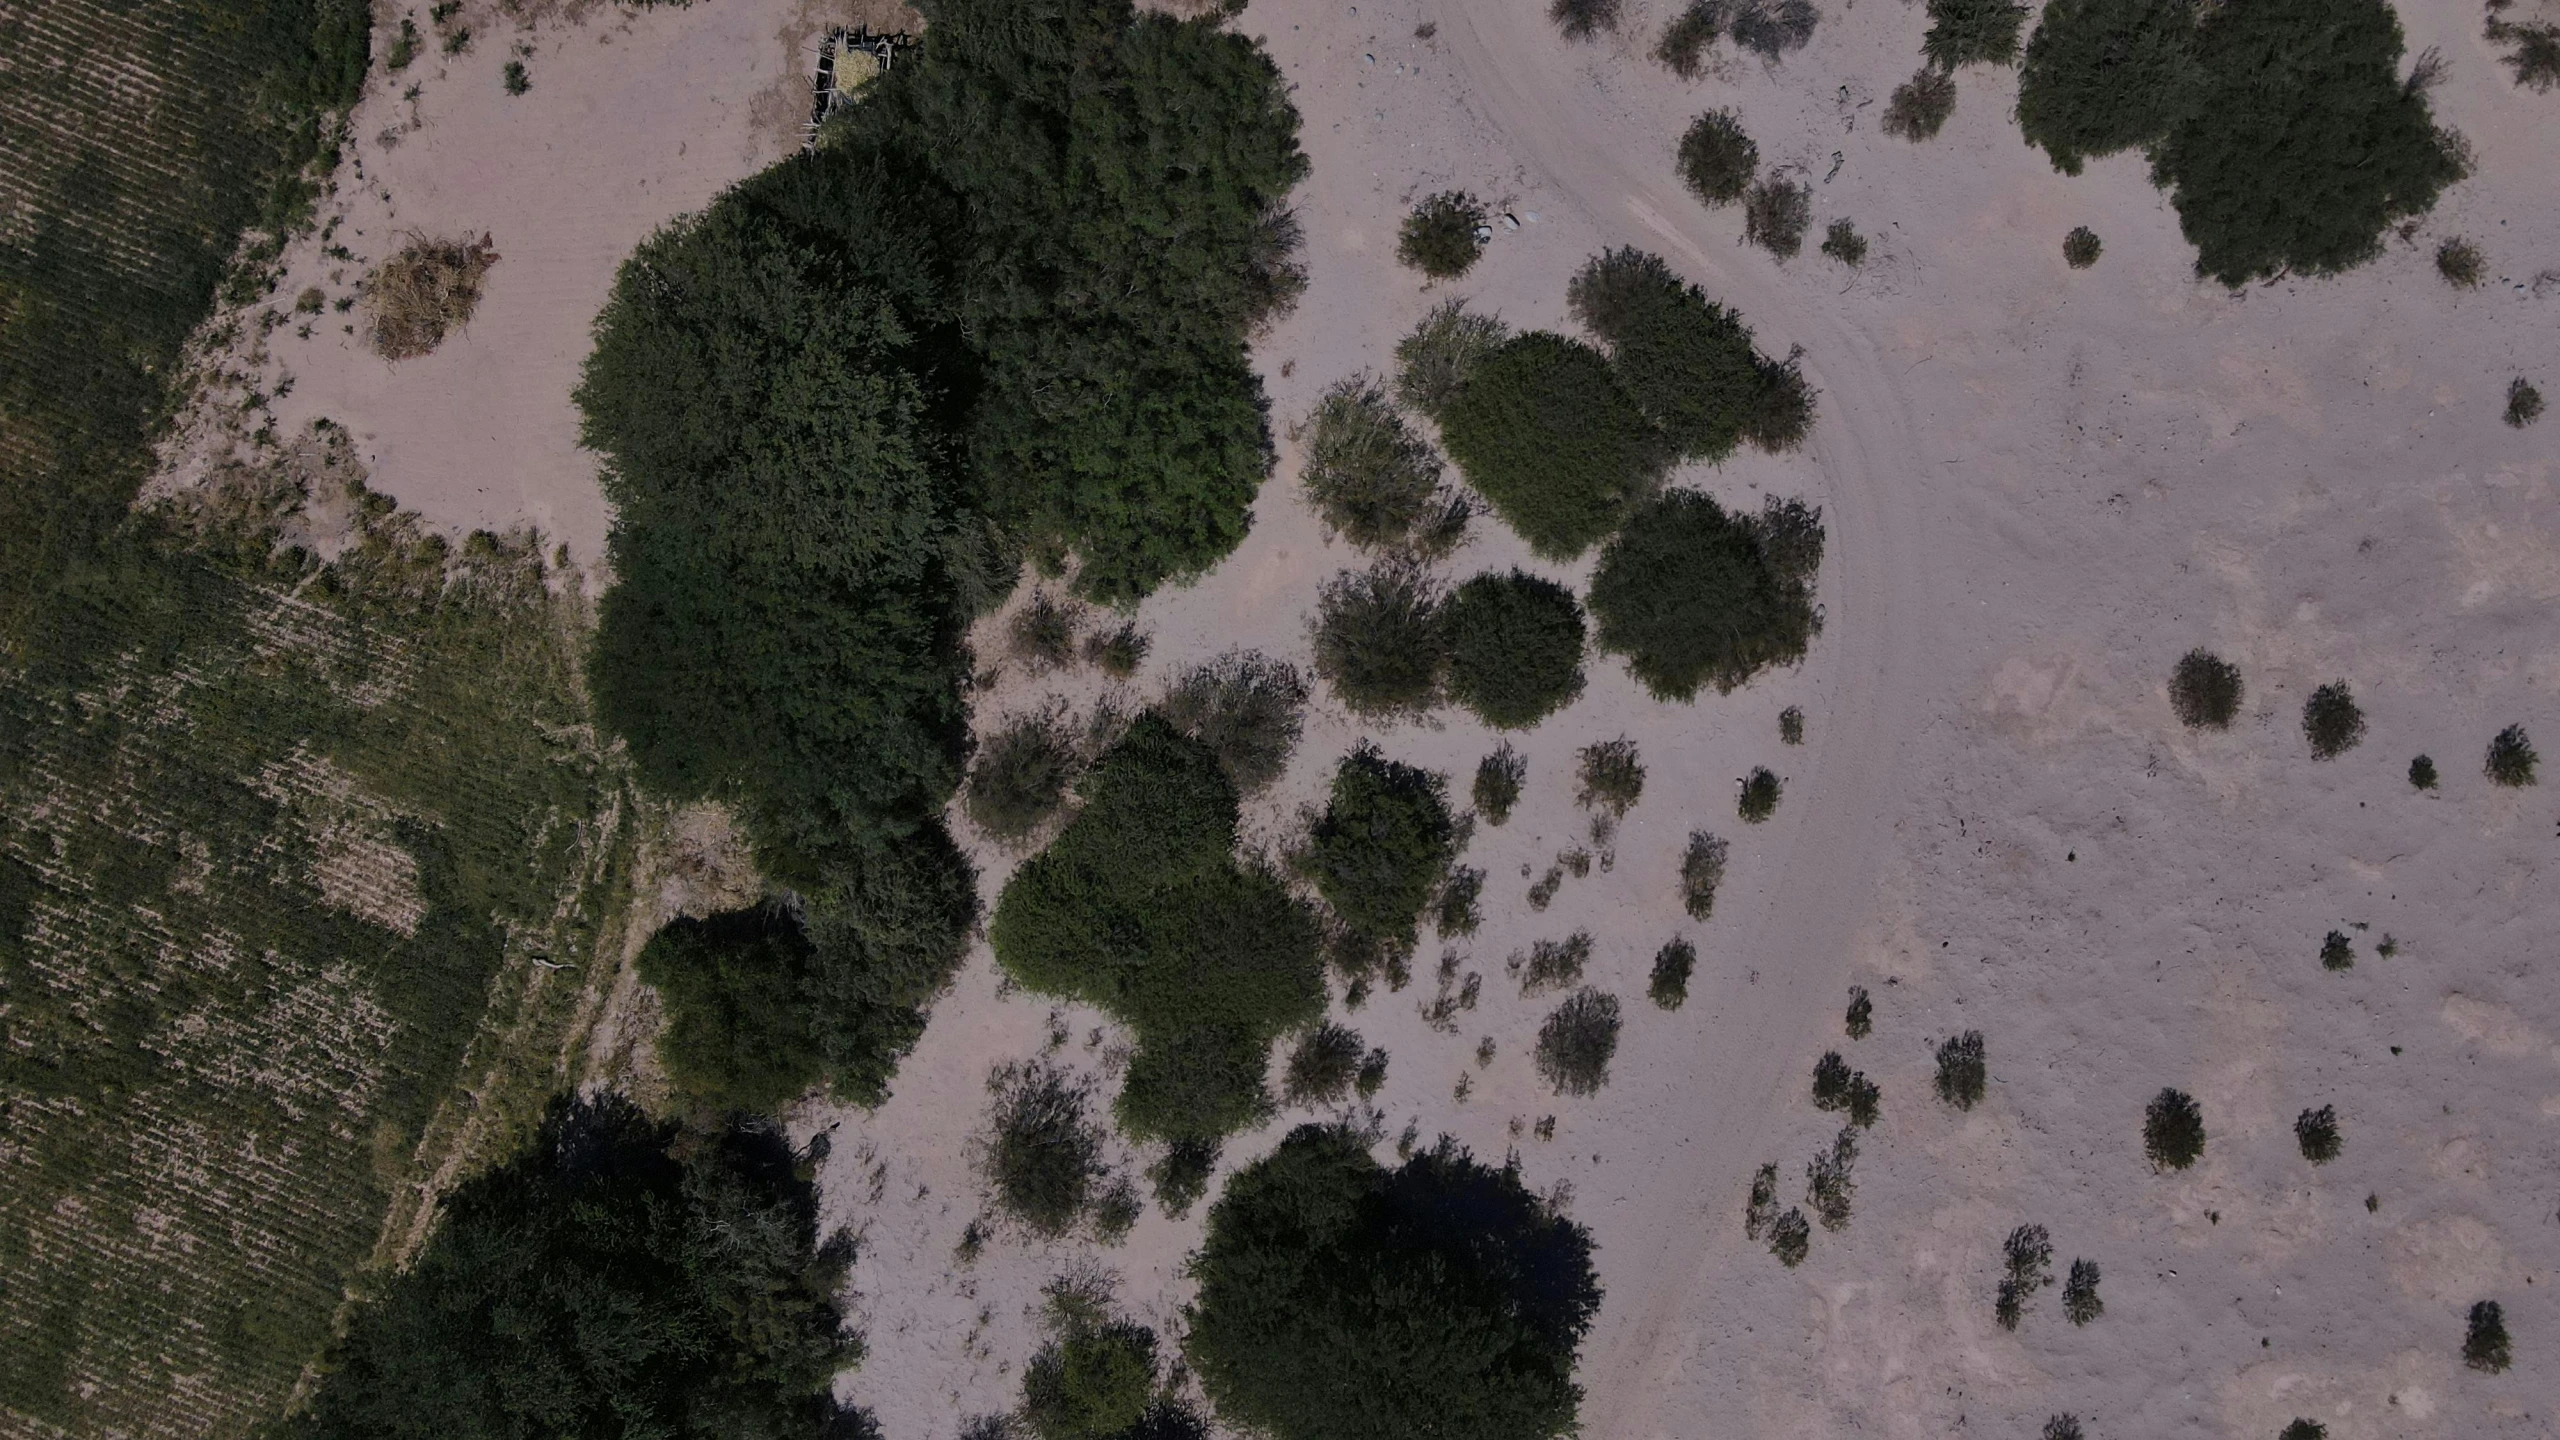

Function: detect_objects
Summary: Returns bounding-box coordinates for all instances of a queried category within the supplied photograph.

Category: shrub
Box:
[1768,1207,1811,1266]
[1806,1128,1857,1230]
[1444,571,1588,728]
[1576,736,1646,816]
[1162,649,1310,792]
[1084,621,1150,679]
[1399,191,1488,279]
[1514,932,1595,997]
[636,908,828,1111]
[1312,560,1448,718]
[2044,1418,2084,1440]
[2279,1422,2326,1440]
[2168,648,2242,727]
[287,1097,850,1440]
[2436,237,2484,287]
[502,58,529,94]
[2500,21,2560,90]
[2485,724,2538,785]
[1994,1223,2052,1328]
[1013,590,1085,672]
[1475,745,1527,824]
[1657,1,1722,77]
[1681,831,1730,920]
[1143,1139,1218,1220]
[1438,331,1665,558]
[967,711,1083,843]
[2319,930,2354,971]
[1298,374,1448,550]
[990,717,1325,1143]
[1283,1023,1367,1107]
[1744,1163,1780,1239]
[1187,1126,1600,1440]
[1676,110,1760,206]
[367,232,499,360]
[2508,377,2546,428]
[2016,0,2198,173]
[1934,1030,1986,1109]
[1536,988,1623,1095]
[2463,1299,2512,1373]
[2294,1104,2341,1163]
[1881,68,1957,140]
[1436,865,1485,937]
[1925,0,2028,68]
[2302,681,2365,758]
[1731,0,1820,58]
[1590,491,1824,700]
[2409,754,2438,789]
[2151,0,2465,285]
[2062,1258,2102,1324]
[1811,1052,1880,1128]
[1568,248,1811,461]
[1023,1318,1158,1440]
[1738,767,1781,822]
[2063,226,2103,268]
[1551,0,1623,41]
[1844,985,1871,1038]
[1780,705,1806,744]
[1820,219,1868,266]
[2143,1087,2205,1170]
[1742,178,1812,258]
[1650,938,1698,1009]
[1394,299,1511,420]
[1304,746,1456,946]
[983,1062,1111,1237]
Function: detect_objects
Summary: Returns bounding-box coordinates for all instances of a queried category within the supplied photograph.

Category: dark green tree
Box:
[1925,0,2029,68]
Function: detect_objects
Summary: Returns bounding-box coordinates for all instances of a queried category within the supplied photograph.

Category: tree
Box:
[1444,571,1589,729]
[1303,746,1457,948]
[2017,0,2198,174]
[1023,1322,1159,1440]
[1438,332,1665,559]
[2302,681,2365,759]
[287,1095,853,1440]
[636,908,829,1111]
[2144,1087,2205,1170]
[1186,1126,1601,1440]
[1589,491,1824,700]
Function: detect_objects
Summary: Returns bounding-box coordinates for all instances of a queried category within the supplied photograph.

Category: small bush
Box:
[2436,237,2484,287]
[1925,0,2028,68]
[1676,110,1761,206]
[1313,561,1447,718]
[1806,1128,1857,1230]
[366,232,499,360]
[2044,1418,2084,1440]
[2508,377,2546,428]
[1551,0,1623,41]
[1811,1052,1880,1128]
[1283,1023,1367,1107]
[967,711,1083,843]
[1768,1207,1811,1266]
[2063,226,2103,268]
[2319,930,2354,971]
[1934,1030,1986,1110]
[1820,219,1868,266]
[2485,724,2538,786]
[1680,831,1730,920]
[1514,932,1595,997]
[1014,590,1085,672]
[984,1063,1109,1238]
[1356,1047,1389,1097]
[1591,491,1825,700]
[2062,1258,2102,1324]
[1444,570,1588,728]
[2501,21,2560,90]
[1995,1222,2052,1328]
[1881,68,1957,140]
[1437,331,1665,558]
[1304,746,1456,946]
[1147,1139,1218,1219]
[1084,622,1149,679]
[2169,649,2243,729]
[1650,938,1698,1010]
[2302,681,2365,759]
[502,58,529,94]
[2143,1087,2205,1171]
[1435,865,1484,937]
[1576,736,1646,816]
[1737,767,1782,822]
[1844,985,1871,1038]
[1742,178,1812,258]
[1657,1,1722,77]
[1399,191,1488,279]
[1394,299,1510,420]
[2463,1299,2512,1373]
[1023,1321,1158,1440]
[1458,752,1523,835]
[2294,1104,2341,1163]
[1780,705,1806,744]
[2279,1422,2327,1440]
[1299,375,1447,550]
[1162,650,1310,793]
[1535,988,1623,1095]
[1744,1162,1780,1239]
[2409,754,2438,789]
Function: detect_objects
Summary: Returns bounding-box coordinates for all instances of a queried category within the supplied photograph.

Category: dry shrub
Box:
[367,232,499,360]
[2436,236,2483,287]
[1680,830,1728,920]
[1742,178,1812,258]
[1881,68,1957,140]
[1161,649,1309,792]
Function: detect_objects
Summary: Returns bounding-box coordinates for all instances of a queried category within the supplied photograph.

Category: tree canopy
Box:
[1302,747,1457,947]
[1588,492,1824,699]
[2016,0,2199,175]
[1437,332,1664,559]
[1185,1125,1601,1440]
[1443,570,1587,729]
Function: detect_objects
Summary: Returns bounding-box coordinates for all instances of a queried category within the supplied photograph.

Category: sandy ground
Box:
[216,0,2560,1436]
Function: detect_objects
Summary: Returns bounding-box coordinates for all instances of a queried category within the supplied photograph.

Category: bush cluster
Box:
[1805,1128,1857,1230]
[1844,985,1871,1038]
[1656,0,1819,71]
[1281,1023,1368,1107]
[1514,931,1595,997]
[1399,191,1489,279]
[2062,1258,2102,1324]
[1811,1051,1880,1128]
[1551,0,1623,42]
[2409,753,2439,790]
[1303,747,1457,948]
[1437,332,1665,558]
[1187,1126,1601,1440]
[1568,248,1814,461]
[1589,491,1824,700]
[1022,1317,1161,1440]
[2464,1299,2512,1373]
[1820,219,1867,267]
[2320,930,2354,971]
[991,717,1325,1142]
[1161,649,1310,792]
[1444,570,1589,728]
[1994,1222,2052,1329]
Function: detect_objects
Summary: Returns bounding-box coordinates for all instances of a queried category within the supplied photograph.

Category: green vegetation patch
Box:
[1439,332,1665,558]
[1186,1125,1602,1440]
[285,1096,853,1440]
[1589,492,1824,699]
[990,716,1324,1142]
[1303,747,1457,948]
[1568,248,1813,461]
[2016,0,2198,174]
[1444,571,1588,729]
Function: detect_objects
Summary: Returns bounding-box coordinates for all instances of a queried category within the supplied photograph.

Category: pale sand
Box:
[225,0,2560,1435]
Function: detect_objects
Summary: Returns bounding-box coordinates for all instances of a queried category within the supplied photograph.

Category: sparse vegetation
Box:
[1805,1128,1857,1230]
[2320,929,2354,971]
[1445,571,1589,728]
[983,1062,1112,1238]
[1744,1163,1781,1239]
[1781,705,1806,744]
[2493,16,2560,90]
[1313,560,1449,718]
[2437,236,2484,287]
[968,711,1084,843]
[2295,1104,2341,1163]
[2144,1087,2206,1170]
[1283,1023,1368,1107]
[1820,219,1868,266]
[1925,0,2028,68]
[1742,178,1813,258]
[1476,744,1528,824]
[1934,1030,1987,1110]
[1650,938,1699,1010]
[1590,492,1825,700]
[1681,831,1731,920]
[1395,298,1511,419]
[1299,374,1450,551]
[1994,1222,2053,1329]
[1303,747,1457,947]
[1738,766,1782,822]
[1514,932,1596,997]
[2302,681,2366,759]
[1844,985,1872,1038]
[1399,191,1489,279]
[1187,1126,1600,1440]
[1437,331,1665,558]
[2016,0,2198,173]
[2063,226,2103,268]
[1676,110,1761,205]
[2485,724,2538,785]
[1567,247,1815,461]
[367,233,499,360]
[2463,1299,2512,1373]
[1162,650,1310,792]
[1881,68,1958,140]
[2169,649,2243,728]
[1576,736,1647,816]
[1536,989,1624,1095]
[2062,1258,2103,1324]
[1551,0,1623,42]
[2508,377,2547,428]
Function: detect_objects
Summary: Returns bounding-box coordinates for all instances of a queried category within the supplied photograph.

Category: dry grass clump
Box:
[2436,236,2484,287]
[1511,931,1594,997]
[1881,68,1957,140]
[366,232,499,360]
[1780,705,1806,744]
[1843,985,1870,1038]
[981,1062,1111,1238]
[1083,621,1149,679]
[1742,178,1812,258]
